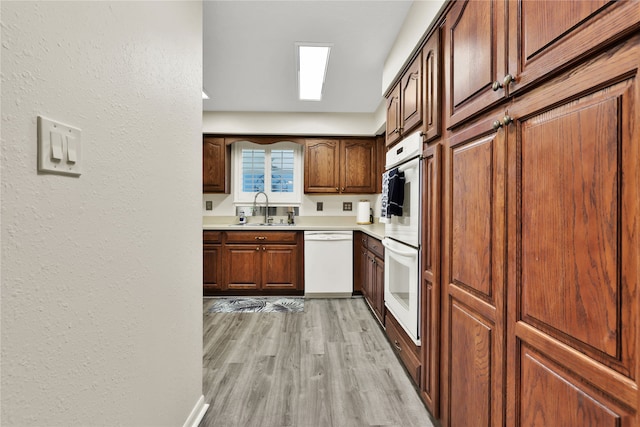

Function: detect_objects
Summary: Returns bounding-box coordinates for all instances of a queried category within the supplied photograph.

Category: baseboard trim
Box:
[183,395,209,427]
[304,292,353,299]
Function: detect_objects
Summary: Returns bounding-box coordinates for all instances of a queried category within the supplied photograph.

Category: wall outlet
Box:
[316,202,323,211]
[205,201,213,211]
[343,202,352,211]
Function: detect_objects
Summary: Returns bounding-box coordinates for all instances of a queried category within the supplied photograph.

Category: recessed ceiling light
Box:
[202,89,210,100]
[297,43,331,101]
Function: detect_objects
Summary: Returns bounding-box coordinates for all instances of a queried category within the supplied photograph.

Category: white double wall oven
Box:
[382,131,421,345]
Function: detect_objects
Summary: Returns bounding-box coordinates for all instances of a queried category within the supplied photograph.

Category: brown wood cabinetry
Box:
[359,233,385,324]
[504,34,640,427]
[203,136,230,193]
[203,231,304,296]
[421,29,441,144]
[386,310,422,388]
[304,138,377,194]
[444,0,508,127]
[385,83,401,147]
[386,53,423,147]
[420,143,441,416]
[382,1,639,426]
[203,231,222,293]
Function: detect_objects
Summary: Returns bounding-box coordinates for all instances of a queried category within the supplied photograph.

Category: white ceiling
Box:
[202,1,413,114]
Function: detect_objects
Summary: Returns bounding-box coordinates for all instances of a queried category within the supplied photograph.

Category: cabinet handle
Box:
[393,340,402,352]
[336,187,339,191]
[341,187,345,191]
[491,80,502,91]
[255,236,266,240]
[502,115,514,126]
[492,120,503,130]
[262,246,265,251]
[256,247,260,251]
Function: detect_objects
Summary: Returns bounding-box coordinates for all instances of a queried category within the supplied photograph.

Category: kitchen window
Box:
[233,141,302,205]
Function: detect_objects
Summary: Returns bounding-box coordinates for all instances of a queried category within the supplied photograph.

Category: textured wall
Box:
[1,2,203,425]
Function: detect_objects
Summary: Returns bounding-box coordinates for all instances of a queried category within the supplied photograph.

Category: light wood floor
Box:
[201,297,436,427]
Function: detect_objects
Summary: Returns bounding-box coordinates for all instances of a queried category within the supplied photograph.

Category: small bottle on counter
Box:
[239,211,246,224]
[369,208,374,224]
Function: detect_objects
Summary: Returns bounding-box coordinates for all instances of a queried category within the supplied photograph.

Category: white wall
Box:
[382,0,446,94]
[1,2,203,426]
[203,111,381,136]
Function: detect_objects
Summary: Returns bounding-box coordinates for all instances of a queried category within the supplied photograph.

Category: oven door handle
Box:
[382,238,416,257]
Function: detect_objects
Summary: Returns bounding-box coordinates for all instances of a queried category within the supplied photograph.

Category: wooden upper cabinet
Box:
[305,138,377,194]
[401,52,423,137]
[340,139,376,193]
[508,0,640,94]
[422,28,441,144]
[445,0,508,128]
[385,83,402,147]
[386,53,424,147]
[304,139,341,193]
[203,136,230,193]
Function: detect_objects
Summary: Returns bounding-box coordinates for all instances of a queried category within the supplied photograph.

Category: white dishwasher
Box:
[304,231,353,297]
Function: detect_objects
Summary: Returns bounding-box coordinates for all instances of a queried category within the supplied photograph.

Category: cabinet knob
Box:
[256,247,260,251]
[255,236,267,240]
[262,247,266,251]
[503,74,515,87]
[341,187,345,191]
[492,120,503,130]
[502,115,514,126]
[492,74,515,91]
[335,187,339,191]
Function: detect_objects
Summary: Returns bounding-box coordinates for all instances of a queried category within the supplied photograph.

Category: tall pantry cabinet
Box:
[388,0,640,426]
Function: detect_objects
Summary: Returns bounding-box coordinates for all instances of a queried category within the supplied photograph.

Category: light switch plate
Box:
[38,116,82,176]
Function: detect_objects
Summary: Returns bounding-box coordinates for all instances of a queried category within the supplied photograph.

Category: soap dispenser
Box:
[239,210,246,225]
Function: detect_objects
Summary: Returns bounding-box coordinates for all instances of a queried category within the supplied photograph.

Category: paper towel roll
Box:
[356,200,371,224]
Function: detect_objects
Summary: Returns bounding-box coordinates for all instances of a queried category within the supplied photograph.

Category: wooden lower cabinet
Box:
[386,310,422,387]
[359,234,385,324]
[204,231,303,296]
[203,231,222,293]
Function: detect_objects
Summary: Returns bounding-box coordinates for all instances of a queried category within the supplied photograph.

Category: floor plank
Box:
[201,298,435,427]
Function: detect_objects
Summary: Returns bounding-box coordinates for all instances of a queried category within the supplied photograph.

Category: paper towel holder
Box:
[356,199,373,225]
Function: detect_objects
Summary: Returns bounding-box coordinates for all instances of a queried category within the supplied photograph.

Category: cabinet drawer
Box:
[203,231,222,243]
[366,236,384,259]
[385,311,421,388]
[225,231,298,244]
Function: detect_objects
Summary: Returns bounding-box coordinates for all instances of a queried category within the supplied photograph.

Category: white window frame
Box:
[232,141,303,206]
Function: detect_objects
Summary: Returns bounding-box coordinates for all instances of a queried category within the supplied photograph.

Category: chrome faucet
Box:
[253,191,269,224]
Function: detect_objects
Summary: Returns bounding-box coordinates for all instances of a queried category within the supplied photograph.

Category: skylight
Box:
[297,44,331,101]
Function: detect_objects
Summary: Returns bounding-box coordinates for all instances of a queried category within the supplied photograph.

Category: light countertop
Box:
[203,216,386,240]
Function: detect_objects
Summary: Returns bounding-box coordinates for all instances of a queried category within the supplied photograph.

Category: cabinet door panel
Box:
[224,245,261,289]
[451,134,495,301]
[422,28,441,143]
[304,139,340,193]
[446,0,507,127]
[401,52,423,136]
[203,137,229,193]
[386,84,401,147]
[509,0,640,93]
[421,144,441,416]
[519,345,628,427]
[448,301,493,427]
[443,113,507,427]
[262,244,298,290]
[203,244,223,292]
[341,139,376,193]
